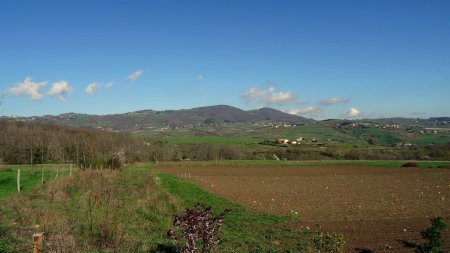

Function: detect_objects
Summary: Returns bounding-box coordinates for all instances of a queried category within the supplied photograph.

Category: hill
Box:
[1,105,311,131]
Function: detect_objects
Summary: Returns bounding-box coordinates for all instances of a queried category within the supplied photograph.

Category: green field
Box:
[284,125,354,142]
[145,135,262,145]
[411,134,450,145]
[349,127,403,145]
[0,164,75,198]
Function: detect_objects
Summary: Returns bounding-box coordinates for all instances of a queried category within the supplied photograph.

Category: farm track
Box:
[158,164,450,252]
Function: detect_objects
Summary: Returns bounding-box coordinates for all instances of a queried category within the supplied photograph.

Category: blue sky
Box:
[1,0,449,119]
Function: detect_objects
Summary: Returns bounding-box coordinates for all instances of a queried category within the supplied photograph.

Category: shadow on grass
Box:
[354,248,373,253]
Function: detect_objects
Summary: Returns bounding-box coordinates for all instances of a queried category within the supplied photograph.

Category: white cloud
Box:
[242,86,295,105]
[128,69,143,81]
[8,77,47,100]
[242,86,274,102]
[196,74,204,80]
[104,81,114,88]
[85,83,100,95]
[320,97,349,106]
[285,106,319,115]
[265,91,296,104]
[343,108,362,118]
[48,81,72,100]
[84,81,113,95]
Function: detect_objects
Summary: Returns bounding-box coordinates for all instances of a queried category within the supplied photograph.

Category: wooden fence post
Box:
[41,167,44,185]
[17,169,20,193]
[32,233,43,253]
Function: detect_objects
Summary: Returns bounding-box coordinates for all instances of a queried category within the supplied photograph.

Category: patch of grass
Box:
[0,165,180,252]
[352,127,403,145]
[0,165,72,198]
[158,173,309,252]
[284,125,353,143]
[160,160,450,168]
[411,134,450,145]
[145,135,262,145]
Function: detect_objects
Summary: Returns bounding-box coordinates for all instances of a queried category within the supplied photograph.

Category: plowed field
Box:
[158,164,450,252]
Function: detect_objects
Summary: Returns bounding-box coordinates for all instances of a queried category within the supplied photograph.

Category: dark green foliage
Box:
[416,217,447,253]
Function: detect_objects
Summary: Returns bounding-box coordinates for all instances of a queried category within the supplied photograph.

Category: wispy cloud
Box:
[85,83,100,95]
[128,69,143,81]
[196,74,204,80]
[343,107,362,118]
[104,81,114,88]
[319,97,349,106]
[242,86,296,105]
[285,106,320,115]
[84,81,113,95]
[8,77,47,100]
[48,80,72,101]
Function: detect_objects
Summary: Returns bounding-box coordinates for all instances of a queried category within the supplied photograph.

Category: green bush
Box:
[312,232,345,253]
[416,217,447,253]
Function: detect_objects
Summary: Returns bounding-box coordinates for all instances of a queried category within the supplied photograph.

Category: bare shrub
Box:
[167,204,230,253]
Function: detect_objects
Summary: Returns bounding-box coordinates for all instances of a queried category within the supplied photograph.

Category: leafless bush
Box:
[167,204,230,253]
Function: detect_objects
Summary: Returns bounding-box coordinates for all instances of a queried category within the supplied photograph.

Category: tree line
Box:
[0,122,449,166]
[0,122,148,168]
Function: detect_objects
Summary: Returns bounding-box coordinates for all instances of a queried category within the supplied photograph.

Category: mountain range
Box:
[2,105,311,130]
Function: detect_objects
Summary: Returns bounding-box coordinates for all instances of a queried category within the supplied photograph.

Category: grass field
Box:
[411,134,450,145]
[0,164,75,198]
[145,135,262,145]
[350,127,403,145]
[284,125,354,143]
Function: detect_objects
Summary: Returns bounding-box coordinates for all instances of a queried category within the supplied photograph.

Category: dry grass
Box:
[0,167,180,252]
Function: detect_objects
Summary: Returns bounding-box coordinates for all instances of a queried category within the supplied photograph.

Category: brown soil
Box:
[157,164,450,252]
